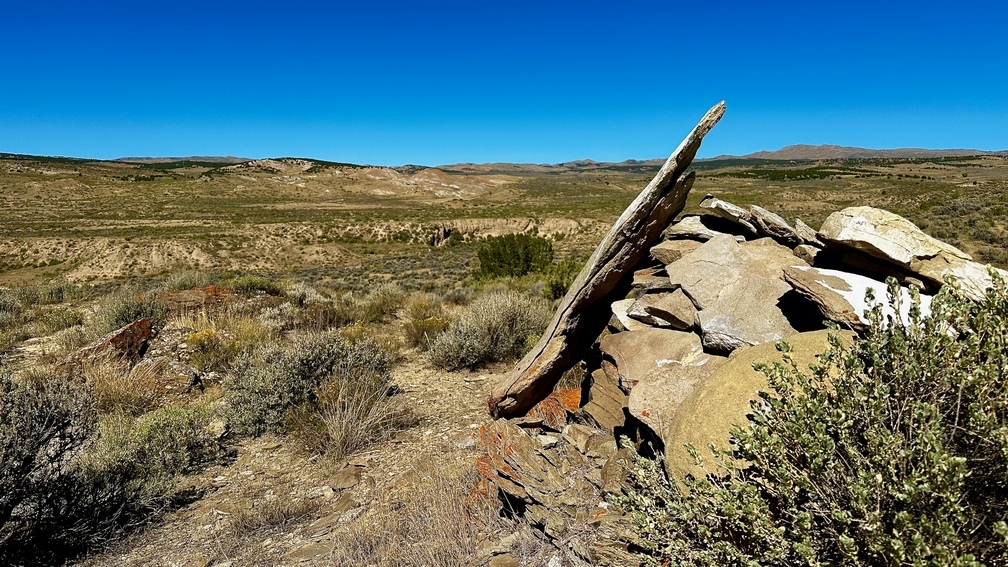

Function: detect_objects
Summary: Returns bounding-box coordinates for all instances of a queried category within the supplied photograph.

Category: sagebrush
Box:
[621,276,1008,566]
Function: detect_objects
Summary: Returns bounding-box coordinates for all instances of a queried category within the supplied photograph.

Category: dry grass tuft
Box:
[227,497,320,538]
[83,355,162,415]
[326,454,507,566]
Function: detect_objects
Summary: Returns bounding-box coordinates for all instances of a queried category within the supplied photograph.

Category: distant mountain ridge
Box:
[714,144,1008,161]
[115,156,250,164]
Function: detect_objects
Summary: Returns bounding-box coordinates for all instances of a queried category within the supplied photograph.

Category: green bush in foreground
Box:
[0,371,221,564]
[475,233,553,279]
[621,277,1008,566]
[427,291,550,371]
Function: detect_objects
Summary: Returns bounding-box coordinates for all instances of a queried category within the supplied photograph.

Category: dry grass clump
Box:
[227,275,283,297]
[326,455,505,566]
[158,270,215,293]
[83,355,162,415]
[227,497,321,539]
[427,291,551,371]
[401,293,449,350]
[95,291,169,334]
[224,331,405,457]
[174,308,276,371]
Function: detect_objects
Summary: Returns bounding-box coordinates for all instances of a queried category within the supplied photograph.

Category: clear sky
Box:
[1,1,1005,165]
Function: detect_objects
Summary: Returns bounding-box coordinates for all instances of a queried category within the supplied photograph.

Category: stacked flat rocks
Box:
[479,106,1007,562]
[480,197,1006,563]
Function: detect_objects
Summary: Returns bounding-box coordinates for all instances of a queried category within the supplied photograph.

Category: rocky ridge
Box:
[477,106,1007,565]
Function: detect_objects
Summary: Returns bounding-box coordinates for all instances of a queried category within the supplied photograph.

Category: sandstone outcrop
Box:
[488,101,726,419]
[479,104,1006,561]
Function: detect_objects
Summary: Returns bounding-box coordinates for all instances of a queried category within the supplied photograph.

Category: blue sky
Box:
[1,1,1005,165]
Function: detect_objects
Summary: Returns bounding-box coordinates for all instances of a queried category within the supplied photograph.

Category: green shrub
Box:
[229,275,283,297]
[543,256,583,301]
[475,234,553,279]
[427,291,550,371]
[224,332,391,436]
[0,370,221,563]
[620,276,1008,566]
[96,291,168,334]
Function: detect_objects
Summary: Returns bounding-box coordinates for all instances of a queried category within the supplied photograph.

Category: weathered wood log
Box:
[488,102,726,418]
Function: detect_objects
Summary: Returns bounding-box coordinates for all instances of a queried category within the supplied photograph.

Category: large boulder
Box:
[818,206,1007,300]
[663,329,854,479]
[667,236,805,352]
[784,265,933,331]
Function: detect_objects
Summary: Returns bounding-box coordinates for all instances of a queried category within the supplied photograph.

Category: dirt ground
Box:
[74,356,507,567]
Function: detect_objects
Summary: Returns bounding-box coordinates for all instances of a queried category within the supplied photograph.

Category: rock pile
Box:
[477,103,1008,564]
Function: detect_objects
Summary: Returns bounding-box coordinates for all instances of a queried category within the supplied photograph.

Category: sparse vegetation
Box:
[428,290,550,371]
[621,276,1008,566]
[224,331,393,439]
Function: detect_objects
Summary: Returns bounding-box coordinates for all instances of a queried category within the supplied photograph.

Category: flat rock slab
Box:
[817,206,1008,300]
[582,368,627,432]
[650,239,702,265]
[663,215,746,242]
[667,235,804,353]
[610,299,652,332]
[784,265,933,331]
[599,328,708,392]
[629,289,697,330]
[663,329,853,479]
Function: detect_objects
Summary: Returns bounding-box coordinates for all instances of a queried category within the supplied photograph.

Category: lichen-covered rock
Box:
[478,419,636,565]
[65,318,152,366]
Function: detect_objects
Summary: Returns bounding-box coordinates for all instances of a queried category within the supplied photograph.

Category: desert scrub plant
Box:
[620,276,1008,566]
[224,331,393,437]
[401,293,449,350]
[474,233,553,279]
[95,290,168,334]
[0,370,95,561]
[0,368,223,564]
[157,269,215,292]
[427,291,550,371]
[186,328,239,372]
[228,275,283,297]
[283,356,413,460]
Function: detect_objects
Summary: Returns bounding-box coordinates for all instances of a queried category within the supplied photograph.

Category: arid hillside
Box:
[2,152,1007,288]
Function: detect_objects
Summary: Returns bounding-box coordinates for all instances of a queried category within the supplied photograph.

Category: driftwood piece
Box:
[488,102,726,418]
